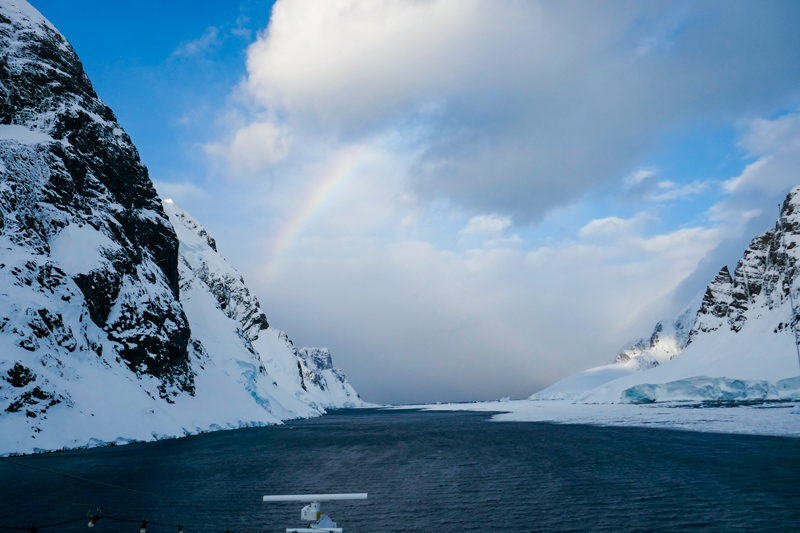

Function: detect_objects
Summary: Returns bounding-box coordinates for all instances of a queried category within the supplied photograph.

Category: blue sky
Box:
[34,1,274,184]
[31,0,800,404]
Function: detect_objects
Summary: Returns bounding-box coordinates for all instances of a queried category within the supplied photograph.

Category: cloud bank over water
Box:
[155,0,800,403]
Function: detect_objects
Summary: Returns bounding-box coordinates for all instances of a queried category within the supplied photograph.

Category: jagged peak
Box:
[163,199,268,338]
[162,199,217,252]
[1,1,57,36]
[689,265,735,341]
[781,185,800,214]
[299,347,334,371]
[703,265,733,290]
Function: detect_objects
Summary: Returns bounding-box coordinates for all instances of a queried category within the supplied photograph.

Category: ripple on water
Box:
[0,409,798,533]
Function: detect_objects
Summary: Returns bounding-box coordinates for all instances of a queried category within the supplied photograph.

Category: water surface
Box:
[0,408,798,532]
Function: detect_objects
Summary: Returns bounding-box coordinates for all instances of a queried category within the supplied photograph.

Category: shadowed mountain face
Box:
[0,2,363,455]
[0,2,192,397]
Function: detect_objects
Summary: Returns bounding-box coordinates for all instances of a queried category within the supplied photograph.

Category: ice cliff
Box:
[0,1,363,455]
[533,188,800,403]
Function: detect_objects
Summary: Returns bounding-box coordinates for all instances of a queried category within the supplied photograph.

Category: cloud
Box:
[193,133,728,404]
[204,120,291,178]
[251,219,723,403]
[621,167,711,202]
[232,14,252,40]
[623,168,658,187]
[579,212,654,240]
[170,26,221,59]
[222,0,800,221]
[724,111,800,196]
[460,215,512,235]
[647,181,711,202]
[188,1,800,404]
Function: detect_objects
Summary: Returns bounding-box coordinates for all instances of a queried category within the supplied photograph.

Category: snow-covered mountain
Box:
[0,1,363,455]
[531,295,703,401]
[297,347,363,408]
[533,188,800,403]
[164,200,364,412]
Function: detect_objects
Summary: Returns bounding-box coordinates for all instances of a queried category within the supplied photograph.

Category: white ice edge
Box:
[397,398,800,438]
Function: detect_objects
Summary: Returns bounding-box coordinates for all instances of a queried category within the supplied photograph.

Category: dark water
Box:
[1,408,799,532]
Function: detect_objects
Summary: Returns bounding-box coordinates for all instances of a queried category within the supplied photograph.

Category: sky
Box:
[32,0,800,404]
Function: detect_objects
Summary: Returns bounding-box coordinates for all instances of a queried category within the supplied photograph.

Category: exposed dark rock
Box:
[688,266,734,342]
[0,4,191,387]
[6,362,35,387]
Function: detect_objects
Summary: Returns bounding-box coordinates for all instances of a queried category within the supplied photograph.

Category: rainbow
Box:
[268,143,371,272]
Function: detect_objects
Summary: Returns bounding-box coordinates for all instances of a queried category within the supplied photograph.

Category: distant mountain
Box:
[533,188,800,403]
[0,1,363,455]
[297,347,363,408]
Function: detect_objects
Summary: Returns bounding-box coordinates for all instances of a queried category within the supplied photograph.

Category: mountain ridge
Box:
[533,187,800,403]
[0,0,364,456]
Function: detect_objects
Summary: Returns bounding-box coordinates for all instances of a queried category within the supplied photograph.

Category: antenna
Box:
[778,205,800,369]
[263,493,368,533]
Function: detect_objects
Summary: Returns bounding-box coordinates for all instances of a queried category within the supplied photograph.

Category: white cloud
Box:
[460,215,512,235]
[622,167,710,202]
[204,120,291,178]
[623,168,658,186]
[193,135,731,403]
[170,26,220,59]
[192,105,800,404]
[232,14,252,40]
[724,111,800,195]
[216,0,800,220]
[189,1,800,404]
[579,212,654,240]
[649,180,711,202]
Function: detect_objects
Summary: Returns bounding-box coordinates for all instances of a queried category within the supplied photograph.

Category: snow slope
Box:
[0,1,363,456]
[532,187,800,403]
[532,294,703,400]
[164,199,366,417]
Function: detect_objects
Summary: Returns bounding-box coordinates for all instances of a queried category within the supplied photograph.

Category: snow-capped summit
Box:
[298,347,364,408]
[0,1,363,455]
[533,187,800,403]
[1,0,193,419]
[687,266,734,343]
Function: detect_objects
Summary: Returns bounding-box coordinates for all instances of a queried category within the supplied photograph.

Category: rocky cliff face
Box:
[164,199,365,414]
[687,266,733,341]
[0,0,192,415]
[689,189,800,340]
[166,201,268,347]
[298,347,363,408]
[615,187,800,369]
[0,1,363,455]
